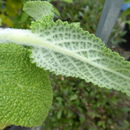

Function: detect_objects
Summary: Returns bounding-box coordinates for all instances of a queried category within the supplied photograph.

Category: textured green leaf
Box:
[23,1,55,20]
[62,0,73,3]
[0,44,52,128]
[0,20,130,96]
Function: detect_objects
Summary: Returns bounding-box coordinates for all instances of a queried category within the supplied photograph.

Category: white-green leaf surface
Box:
[0,20,130,95]
[30,20,130,96]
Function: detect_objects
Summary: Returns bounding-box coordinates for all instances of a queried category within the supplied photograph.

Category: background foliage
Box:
[1,0,130,129]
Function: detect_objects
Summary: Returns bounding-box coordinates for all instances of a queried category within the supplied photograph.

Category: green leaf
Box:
[62,0,73,3]
[0,20,130,96]
[23,1,55,20]
[70,95,78,101]
[72,22,80,27]
[0,44,53,128]
[30,20,130,96]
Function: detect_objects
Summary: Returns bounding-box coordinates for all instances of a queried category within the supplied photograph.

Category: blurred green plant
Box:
[121,1,130,32]
[0,0,31,28]
[51,0,126,47]
[44,76,130,130]
[53,0,104,33]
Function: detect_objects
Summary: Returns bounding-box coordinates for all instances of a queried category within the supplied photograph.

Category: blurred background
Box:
[1,0,130,129]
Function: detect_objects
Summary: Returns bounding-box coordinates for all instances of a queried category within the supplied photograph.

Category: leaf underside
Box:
[30,20,130,96]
